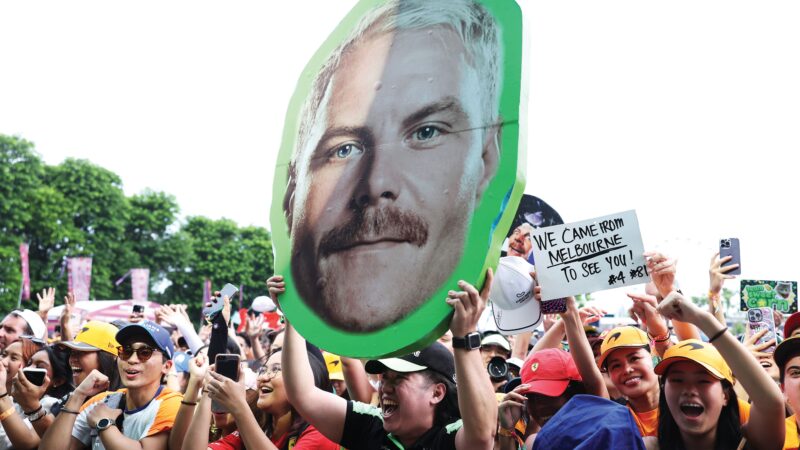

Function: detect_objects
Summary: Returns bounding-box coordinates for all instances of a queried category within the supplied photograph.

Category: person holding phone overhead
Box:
[40,321,182,450]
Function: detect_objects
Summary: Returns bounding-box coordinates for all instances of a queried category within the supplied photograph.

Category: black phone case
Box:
[24,370,46,386]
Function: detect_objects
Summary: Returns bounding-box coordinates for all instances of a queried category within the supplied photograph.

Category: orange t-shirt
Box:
[628,398,751,437]
[785,416,800,450]
[628,406,659,437]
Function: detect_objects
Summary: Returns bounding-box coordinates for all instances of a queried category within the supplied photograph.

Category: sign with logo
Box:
[740,280,798,314]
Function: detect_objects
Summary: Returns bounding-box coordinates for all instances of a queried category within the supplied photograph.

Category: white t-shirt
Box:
[0,396,60,450]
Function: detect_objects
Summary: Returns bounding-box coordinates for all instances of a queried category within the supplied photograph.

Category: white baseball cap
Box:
[12,309,47,340]
[491,256,542,335]
[251,296,277,313]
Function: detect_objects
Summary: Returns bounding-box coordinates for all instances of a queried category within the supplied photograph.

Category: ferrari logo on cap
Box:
[531,362,539,372]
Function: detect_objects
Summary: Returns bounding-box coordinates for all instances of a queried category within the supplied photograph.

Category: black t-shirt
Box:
[340,401,461,450]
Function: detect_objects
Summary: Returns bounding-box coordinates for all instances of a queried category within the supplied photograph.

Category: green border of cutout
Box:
[270,0,526,357]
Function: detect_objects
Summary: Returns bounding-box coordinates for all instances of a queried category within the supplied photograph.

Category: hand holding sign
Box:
[644,252,677,298]
[530,210,650,301]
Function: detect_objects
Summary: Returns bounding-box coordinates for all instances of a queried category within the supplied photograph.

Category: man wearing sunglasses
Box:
[40,320,182,450]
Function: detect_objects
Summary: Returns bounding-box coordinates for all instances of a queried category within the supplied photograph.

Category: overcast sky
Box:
[2,1,798,314]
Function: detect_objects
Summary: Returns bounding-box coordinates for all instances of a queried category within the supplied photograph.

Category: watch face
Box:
[97,418,111,429]
[467,333,481,349]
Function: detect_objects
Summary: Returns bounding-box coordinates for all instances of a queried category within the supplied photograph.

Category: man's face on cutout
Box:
[507,224,533,259]
[289,26,499,332]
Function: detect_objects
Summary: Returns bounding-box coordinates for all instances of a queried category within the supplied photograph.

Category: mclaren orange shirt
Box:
[627,398,750,437]
[785,416,800,450]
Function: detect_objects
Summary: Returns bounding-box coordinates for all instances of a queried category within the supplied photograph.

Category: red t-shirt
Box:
[208,425,340,450]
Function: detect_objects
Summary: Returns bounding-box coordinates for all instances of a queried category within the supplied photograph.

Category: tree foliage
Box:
[162,217,273,321]
[0,134,273,316]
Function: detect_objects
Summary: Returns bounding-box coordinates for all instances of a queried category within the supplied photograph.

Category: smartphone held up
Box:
[720,238,742,275]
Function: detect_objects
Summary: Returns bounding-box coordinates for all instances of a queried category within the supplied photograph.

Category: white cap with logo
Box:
[490,256,542,335]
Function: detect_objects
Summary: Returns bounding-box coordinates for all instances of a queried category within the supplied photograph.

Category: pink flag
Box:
[131,268,150,301]
[19,243,30,301]
[67,257,93,301]
[203,279,212,304]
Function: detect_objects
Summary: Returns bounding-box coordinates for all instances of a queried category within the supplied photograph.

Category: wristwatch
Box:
[96,418,115,433]
[452,331,481,350]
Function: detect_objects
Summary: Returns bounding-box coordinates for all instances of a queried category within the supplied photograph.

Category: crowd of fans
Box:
[0,250,797,449]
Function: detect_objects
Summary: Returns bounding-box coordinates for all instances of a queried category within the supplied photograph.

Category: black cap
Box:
[775,336,800,373]
[365,342,456,383]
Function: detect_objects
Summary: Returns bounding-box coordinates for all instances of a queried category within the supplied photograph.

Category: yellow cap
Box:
[58,320,120,356]
[323,351,345,381]
[654,339,734,384]
[596,326,650,370]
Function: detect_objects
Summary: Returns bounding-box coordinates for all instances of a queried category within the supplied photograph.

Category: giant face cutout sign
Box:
[271,0,526,357]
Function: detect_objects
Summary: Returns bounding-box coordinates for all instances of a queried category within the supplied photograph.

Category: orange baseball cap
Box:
[654,339,734,384]
[596,326,650,370]
[57,320,120,356]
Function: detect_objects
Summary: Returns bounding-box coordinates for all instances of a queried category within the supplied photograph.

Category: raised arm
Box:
[170,354,208,450]
[271,276,348,444]
[40,370,109,450]
[245,314,266,361]
[36,287,55,322]
[11,368,56,440]
[340,357,376,404]
[627,292,672,357]
[708,251,737,326]
[206,370,279,450]
[560,297,609,398]
[658,292,785,450]
[451,269,497,450]
[645,252,700,340]
[511,331,532,360]
[179,391,212,450]
[60,292,77,342]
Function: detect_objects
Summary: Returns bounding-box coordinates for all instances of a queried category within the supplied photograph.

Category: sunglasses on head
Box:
[117,345,161,362]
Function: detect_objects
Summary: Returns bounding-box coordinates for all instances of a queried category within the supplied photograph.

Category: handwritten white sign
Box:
[530,210,650,300]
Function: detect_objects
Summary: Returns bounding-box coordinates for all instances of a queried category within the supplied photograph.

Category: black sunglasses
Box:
[117,345,161,362]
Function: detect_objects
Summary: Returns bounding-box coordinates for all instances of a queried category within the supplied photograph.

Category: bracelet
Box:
[497,428,515,437]
[708,327,728,343]
[60,407,80,415]
[28,409,47,423]
[0,392,7,399]
[649,331,671,343]
[23,405,43,416]
[708,291,721,300]
[0,406,16,422]
[180,400,198,406]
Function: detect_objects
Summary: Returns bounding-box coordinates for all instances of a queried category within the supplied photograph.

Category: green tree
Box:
[118,190,191,298]
[1,134,272,318]
[43,158,129,299]
[0,135,45,310]
[162,217,273,320]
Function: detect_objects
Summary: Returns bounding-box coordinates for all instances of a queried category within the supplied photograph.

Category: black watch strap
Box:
[452,331,481,350]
